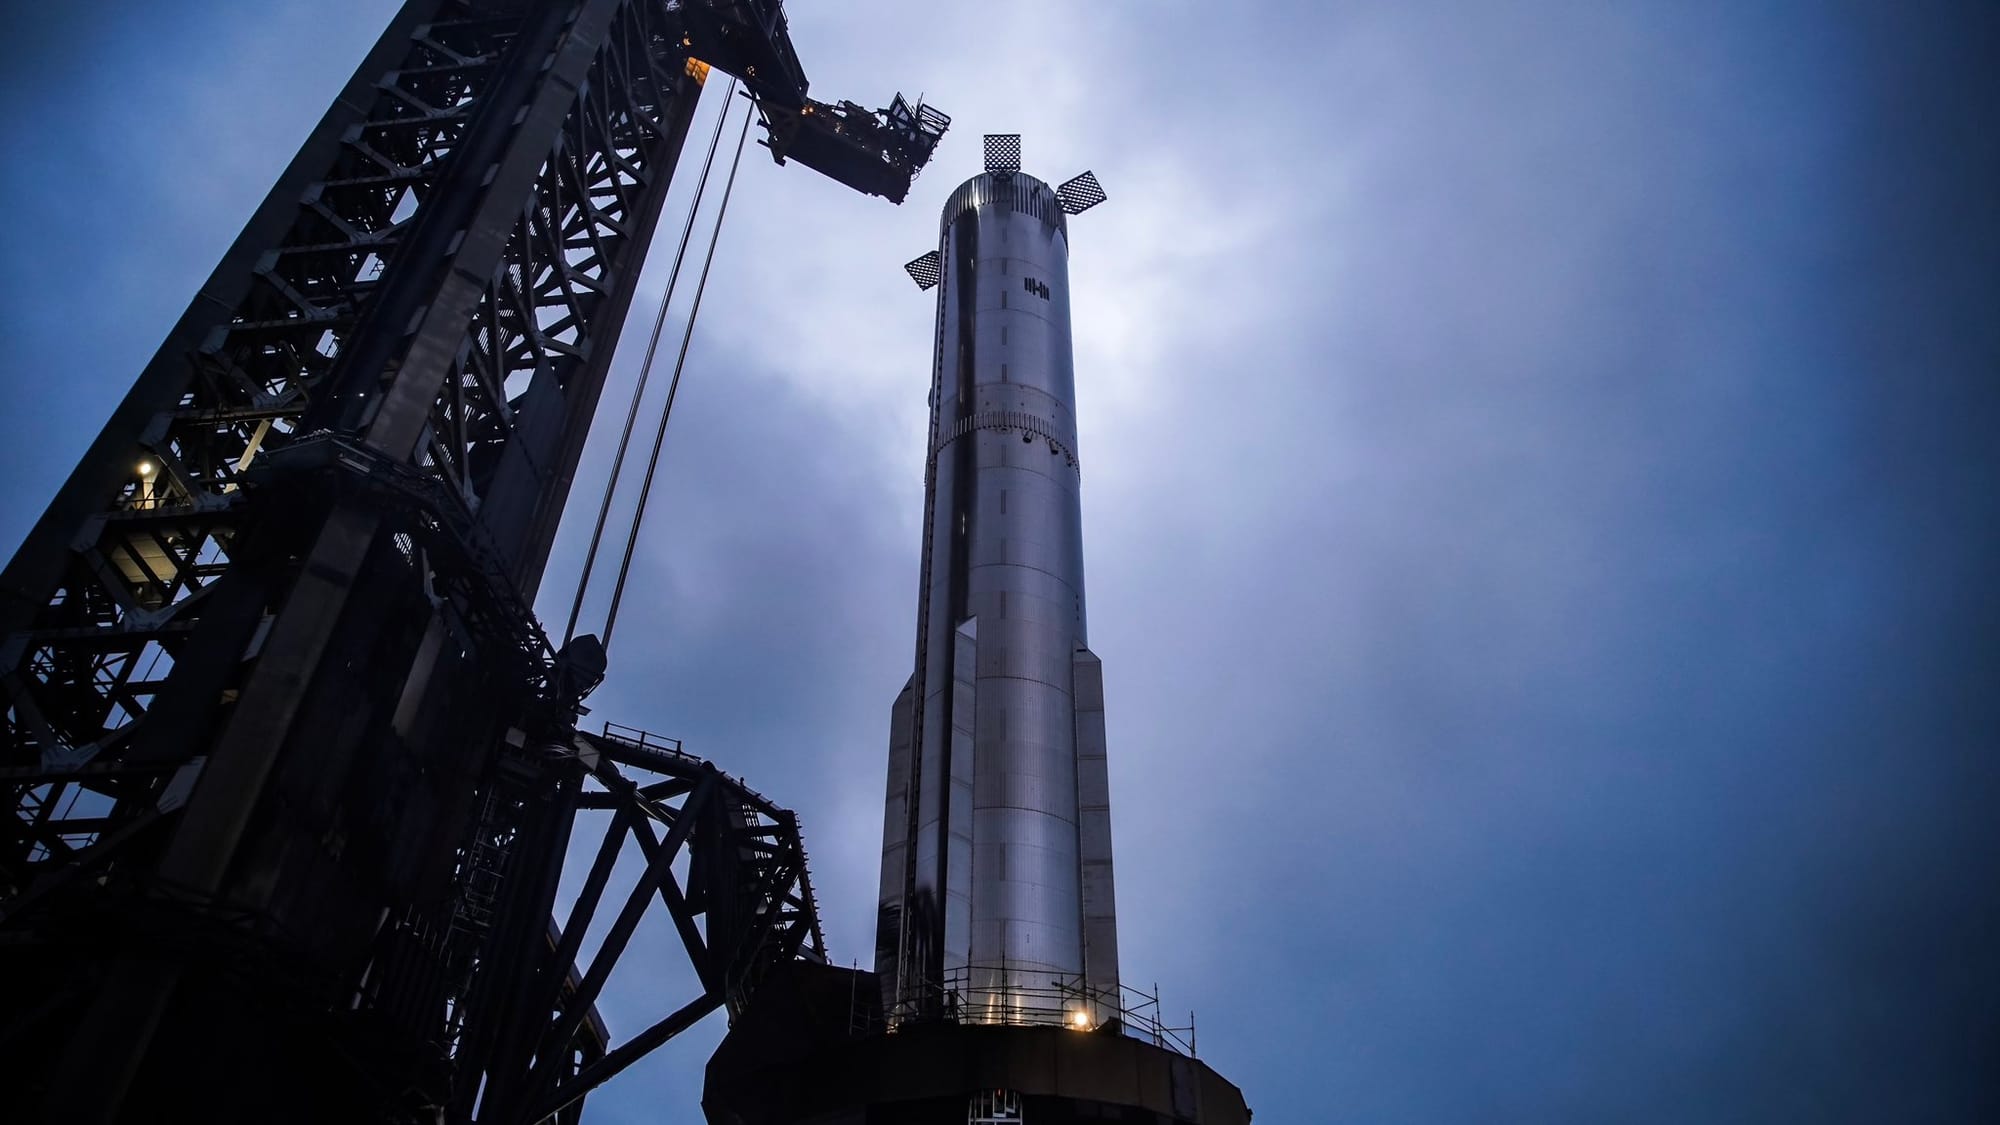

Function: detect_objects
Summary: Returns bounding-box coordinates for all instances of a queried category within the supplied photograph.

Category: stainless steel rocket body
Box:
[877,172,1120,1023]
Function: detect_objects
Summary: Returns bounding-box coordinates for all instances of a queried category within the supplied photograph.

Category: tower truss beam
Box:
[1,2,712,1118]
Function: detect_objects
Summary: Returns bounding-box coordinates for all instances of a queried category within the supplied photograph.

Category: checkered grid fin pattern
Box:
[904,250,942,290]
[984,133,1022,172]
[1056,170,1107,214]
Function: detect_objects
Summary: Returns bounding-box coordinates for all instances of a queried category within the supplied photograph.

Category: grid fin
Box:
[1056,171,1107,215]
[983,134,1022,173]
[904,250,942,291]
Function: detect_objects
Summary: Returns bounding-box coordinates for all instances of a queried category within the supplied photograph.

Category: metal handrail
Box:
[874,965,1198,1057]
[599,721,685,756]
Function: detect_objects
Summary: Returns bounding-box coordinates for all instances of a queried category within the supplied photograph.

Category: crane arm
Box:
[675,0,950,203]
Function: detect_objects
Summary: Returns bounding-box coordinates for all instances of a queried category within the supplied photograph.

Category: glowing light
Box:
[137,460,156,477]
[1070,1010,1090,1029]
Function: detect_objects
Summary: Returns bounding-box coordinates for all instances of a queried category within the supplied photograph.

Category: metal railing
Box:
[870,965,1198,1057]
[599,721,687,757]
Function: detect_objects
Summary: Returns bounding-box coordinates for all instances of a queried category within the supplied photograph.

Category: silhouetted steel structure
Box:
[0,3,942,1122]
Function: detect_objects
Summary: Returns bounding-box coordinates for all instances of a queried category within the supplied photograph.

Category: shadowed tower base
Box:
[704,965,1250,1125]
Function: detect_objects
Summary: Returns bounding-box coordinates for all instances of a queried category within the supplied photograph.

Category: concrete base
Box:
[704,964,1248,1125]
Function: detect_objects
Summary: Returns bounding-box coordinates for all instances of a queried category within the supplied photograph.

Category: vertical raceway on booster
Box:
[877,168,1121,1023]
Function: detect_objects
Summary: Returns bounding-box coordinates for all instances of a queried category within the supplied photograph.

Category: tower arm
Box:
[676,0,950,202]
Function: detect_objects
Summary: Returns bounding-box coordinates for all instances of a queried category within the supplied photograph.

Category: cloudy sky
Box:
[3,1,1997,1121]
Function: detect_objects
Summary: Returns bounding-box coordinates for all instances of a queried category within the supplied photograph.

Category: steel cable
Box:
[598,93,755,654]
[563,78,738,646]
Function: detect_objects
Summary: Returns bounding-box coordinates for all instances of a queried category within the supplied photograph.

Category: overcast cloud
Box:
[3,2,1997,1121]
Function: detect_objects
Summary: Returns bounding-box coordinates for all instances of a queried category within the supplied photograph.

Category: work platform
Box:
[705,963,1250,1125]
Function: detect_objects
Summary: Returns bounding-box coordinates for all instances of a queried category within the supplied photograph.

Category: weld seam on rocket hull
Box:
[929,409,1081,471]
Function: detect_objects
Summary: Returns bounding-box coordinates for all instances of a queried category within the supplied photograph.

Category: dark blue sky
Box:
[3,2,1997,1121]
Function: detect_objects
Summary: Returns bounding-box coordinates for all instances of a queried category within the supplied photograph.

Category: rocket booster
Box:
[878,150,1118,1022]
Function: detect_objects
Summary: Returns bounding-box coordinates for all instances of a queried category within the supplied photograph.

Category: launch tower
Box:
[0,3,947,1121]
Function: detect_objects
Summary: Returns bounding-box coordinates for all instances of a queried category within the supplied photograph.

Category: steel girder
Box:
[453,725,827,1124]
[3,1,526,889]
[0,1,721,1119]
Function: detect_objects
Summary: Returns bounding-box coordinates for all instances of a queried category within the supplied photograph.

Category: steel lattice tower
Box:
[0,3,946,1121]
